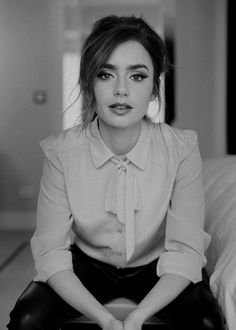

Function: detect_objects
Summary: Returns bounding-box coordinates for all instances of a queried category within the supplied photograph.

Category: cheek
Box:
[135,84,154,103]
[93,83,100,98]
[94,84,109,104]
[94,88,103,105]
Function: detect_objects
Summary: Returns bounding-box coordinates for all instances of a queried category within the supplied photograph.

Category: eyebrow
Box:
[102,64,149,72]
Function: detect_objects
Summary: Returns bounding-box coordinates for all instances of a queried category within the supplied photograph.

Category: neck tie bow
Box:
[105,156,141,261]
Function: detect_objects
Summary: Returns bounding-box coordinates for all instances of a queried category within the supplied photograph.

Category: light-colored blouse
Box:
[31,118,211,284]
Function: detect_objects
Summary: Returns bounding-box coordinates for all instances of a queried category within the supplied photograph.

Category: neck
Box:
[98,119,142,156]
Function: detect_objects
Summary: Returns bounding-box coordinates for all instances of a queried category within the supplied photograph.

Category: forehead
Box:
[106,40,153,69]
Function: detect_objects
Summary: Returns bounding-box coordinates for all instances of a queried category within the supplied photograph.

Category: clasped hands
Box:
[102,310,144,330]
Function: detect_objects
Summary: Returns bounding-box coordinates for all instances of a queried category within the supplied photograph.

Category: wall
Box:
[174,0,227,158]
[0,0,63,229]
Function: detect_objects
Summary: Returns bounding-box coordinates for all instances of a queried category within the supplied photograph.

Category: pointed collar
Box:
[87,118,150,170]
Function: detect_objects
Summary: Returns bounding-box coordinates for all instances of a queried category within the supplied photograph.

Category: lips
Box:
[108,103,133,116]
[109,103,132,110]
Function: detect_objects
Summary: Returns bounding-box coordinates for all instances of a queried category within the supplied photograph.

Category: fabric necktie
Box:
[105,156,141,261]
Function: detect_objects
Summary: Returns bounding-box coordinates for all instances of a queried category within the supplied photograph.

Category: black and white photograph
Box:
[0,0,231,329]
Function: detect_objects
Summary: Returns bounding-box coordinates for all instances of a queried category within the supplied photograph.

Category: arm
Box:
[124,131,210,329]
[32,139,123,329]
[124,273,190,329]
[48,270,123,330]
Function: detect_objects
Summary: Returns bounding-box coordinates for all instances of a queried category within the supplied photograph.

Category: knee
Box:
[201,286,226,330]
[7,282,53,330]
[201,307,226,330]
[8,309,41,330]
[202,316,216,329]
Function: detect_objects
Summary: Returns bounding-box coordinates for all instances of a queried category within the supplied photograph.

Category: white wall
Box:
[0,0,63,229]
[174,0,227,158]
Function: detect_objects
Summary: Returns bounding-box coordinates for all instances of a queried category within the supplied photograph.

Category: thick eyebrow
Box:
[102,63,149,72]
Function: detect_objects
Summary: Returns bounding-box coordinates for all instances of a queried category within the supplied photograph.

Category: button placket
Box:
[115,159,135,260]
[105,156,141,261]
[116,161,128,225]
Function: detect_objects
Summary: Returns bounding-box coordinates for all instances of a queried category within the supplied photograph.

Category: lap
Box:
[8,245,225,330]
[154,280,225,330]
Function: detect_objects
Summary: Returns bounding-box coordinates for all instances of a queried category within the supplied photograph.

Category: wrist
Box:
[126,307,146,325]
[132,305,151,324]
[97,311,116,328]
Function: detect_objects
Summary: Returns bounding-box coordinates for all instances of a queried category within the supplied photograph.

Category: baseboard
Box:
[0,211,36,231]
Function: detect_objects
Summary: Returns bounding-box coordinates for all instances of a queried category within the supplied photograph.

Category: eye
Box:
[96,71,113,80]
[130,73,148,81]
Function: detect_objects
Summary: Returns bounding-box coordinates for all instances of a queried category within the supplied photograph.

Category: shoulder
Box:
[39,123,84,156]
[148,122,199,160]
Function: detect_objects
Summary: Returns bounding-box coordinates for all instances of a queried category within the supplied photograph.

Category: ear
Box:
[150,93,156,102]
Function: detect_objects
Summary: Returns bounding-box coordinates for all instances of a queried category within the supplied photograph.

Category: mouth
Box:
[108,103,133,115]
[109,103,132,110]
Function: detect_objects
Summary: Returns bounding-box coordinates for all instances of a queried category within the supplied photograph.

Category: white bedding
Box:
[203,156,236,330]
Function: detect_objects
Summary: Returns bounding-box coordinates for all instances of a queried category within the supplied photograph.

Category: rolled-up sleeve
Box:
[31,138,73,282]
[157,131,211,283]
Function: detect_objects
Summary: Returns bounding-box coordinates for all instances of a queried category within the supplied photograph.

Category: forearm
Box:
[129,273,191,324]
[47,269,115,328]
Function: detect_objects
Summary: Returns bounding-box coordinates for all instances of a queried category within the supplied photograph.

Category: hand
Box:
[101,317,123,330]
[123,319,142,330]
[123,312,143,330]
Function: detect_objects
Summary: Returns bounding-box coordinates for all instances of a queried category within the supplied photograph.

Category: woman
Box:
[8,15,224,330]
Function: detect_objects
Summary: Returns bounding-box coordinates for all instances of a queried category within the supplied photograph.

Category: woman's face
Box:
[93,40,155,130]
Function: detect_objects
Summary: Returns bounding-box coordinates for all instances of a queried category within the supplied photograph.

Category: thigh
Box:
[8,246,124,330]
[71,244,123,304]
[119,263,225,330]
[7,281,81,330]
[119,258,159,303]
[155,280,225,330]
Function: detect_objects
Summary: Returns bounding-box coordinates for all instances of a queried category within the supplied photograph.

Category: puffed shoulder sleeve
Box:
[156,130,211,283]
[30,136,73,282]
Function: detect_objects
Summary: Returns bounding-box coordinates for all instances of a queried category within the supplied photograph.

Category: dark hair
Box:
[78,15,169,128]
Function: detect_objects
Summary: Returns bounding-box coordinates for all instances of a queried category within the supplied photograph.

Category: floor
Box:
[0,230,35,330]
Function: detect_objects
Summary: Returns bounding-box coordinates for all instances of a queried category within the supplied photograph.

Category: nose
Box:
[113,77,129,96]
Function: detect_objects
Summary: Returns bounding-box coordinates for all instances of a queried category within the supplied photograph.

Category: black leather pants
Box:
[7,244,225,330]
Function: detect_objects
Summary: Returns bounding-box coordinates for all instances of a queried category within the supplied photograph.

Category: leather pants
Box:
[7,244,226,330]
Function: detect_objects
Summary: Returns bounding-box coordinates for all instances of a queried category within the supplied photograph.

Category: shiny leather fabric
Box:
[8,244,226,330]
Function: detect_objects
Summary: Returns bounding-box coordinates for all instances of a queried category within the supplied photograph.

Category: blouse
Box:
[31,118,211,284]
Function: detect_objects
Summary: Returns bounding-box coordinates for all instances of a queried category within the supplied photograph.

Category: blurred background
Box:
[0,0,228,231]
[0,0,229,328]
